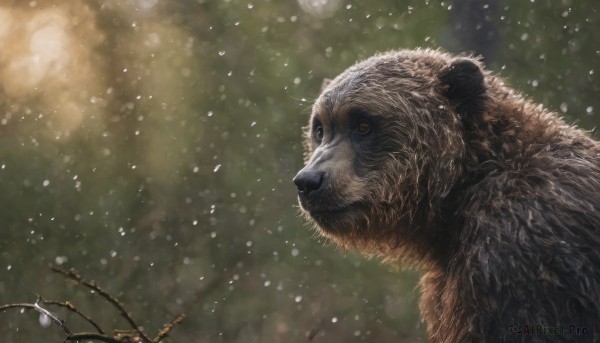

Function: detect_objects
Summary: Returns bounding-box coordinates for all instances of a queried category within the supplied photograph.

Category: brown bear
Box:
[293,49,600,342]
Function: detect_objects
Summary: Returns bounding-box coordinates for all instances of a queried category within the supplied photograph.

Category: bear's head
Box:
[293,50,487,261]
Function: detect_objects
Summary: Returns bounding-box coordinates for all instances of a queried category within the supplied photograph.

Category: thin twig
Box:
[34,302,73,336]
[153,313,186,342]
[39,297,105,334]
[0,302,72,336]
[50,265,152,343]
[0,303,36,312]
[2,266,185,342]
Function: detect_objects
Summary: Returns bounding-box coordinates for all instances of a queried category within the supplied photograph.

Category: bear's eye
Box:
[315,125,324,140]
[312,118,324,143]
[356,122,371,135]
[348,109,374,137]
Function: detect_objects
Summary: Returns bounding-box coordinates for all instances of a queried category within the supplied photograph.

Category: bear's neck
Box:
[426,82,599,268]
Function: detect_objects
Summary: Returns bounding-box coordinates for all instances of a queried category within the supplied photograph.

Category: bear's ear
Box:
[438,58,486,119]
[321,78,332,92]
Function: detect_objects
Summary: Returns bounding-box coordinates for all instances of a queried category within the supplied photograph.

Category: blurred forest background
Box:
[0,0,599,342]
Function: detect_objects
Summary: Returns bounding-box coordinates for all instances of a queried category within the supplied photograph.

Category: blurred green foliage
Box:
[0,0,598,342]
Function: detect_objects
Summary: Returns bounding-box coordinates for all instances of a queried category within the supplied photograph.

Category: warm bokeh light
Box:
[0,3,104,137]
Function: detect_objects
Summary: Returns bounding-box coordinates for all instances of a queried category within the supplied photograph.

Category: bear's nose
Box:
[293,170,325,197]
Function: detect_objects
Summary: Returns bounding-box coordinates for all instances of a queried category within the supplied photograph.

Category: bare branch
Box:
[40,297,105,334]
[50,265,152,343]
[153,313,186,342]
[34,302,73,336]
[0,303,36,312]
[2,266,185,342]
[0,302,72,336]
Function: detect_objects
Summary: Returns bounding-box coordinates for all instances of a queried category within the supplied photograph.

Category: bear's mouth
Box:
[305,202,364,224]
[309,206,353,218]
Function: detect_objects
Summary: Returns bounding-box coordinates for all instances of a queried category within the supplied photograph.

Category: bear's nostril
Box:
[293,170,324,196]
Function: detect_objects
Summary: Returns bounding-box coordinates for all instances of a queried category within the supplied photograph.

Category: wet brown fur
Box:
[295,49,600,342]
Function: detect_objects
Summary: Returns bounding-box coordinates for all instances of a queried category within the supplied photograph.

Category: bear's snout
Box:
[293,168,326,199]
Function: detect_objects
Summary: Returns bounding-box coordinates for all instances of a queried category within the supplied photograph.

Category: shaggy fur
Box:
[293,49,600,342]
